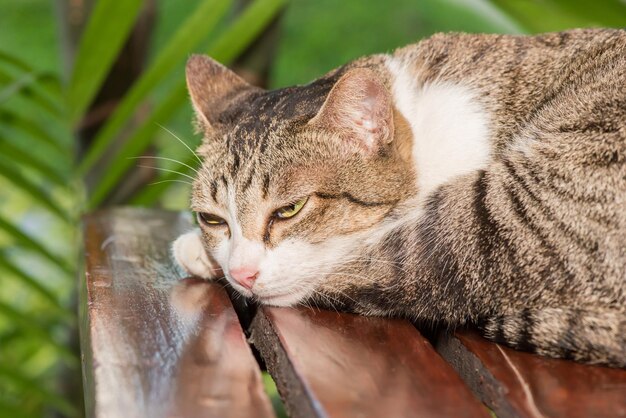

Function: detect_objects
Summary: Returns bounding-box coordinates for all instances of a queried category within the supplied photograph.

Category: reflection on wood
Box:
[82,208,624,418]
[81,208,274,418]
[251,306,488,418]
[437,330,626,418]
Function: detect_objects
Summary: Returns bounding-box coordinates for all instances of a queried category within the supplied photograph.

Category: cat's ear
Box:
[186,55,253,129]
[309,68,394,154]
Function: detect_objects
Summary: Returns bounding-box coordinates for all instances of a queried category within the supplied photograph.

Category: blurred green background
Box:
[0,0,624,416]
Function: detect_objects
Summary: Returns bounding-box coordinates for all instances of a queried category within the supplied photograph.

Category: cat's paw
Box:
[172,230,222,279]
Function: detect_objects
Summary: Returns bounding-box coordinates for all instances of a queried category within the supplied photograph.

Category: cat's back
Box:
[389,29,626,150]
[387,29,625,301]
[392,28,626,87]
[388,29,626,174]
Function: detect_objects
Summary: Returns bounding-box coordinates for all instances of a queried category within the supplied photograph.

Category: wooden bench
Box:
[81,208,626,418]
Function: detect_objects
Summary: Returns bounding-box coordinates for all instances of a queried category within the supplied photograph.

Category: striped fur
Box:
[178,29,626,367]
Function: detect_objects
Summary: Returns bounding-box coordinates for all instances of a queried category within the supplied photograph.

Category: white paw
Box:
[172,230,222,279]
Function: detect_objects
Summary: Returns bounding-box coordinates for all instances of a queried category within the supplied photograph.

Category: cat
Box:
[173,29,626,367]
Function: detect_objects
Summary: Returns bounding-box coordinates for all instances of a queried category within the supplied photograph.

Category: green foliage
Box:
[271,0,626,86]
[68,0,145,123]
[263,371,288,418]
[0,0,286,415]
[0,0,624,415]
[78,0,233,175]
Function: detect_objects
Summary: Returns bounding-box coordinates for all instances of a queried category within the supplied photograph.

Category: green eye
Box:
[198,212,226,226]
[274,197,308,219]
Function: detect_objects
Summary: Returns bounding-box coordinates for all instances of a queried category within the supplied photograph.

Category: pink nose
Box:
[229,267,258,290]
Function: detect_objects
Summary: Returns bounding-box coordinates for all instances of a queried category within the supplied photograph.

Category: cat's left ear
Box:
[186,54,256,130]
[309,68,394,154]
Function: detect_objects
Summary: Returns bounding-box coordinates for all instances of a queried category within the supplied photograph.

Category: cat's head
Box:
[186,55,414,306]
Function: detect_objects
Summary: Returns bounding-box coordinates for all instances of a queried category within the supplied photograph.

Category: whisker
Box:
[157,123,203,165]
[148,179,193,186]
[311,289,340,313]
[311,287,350,312]
[130,156,198,174]
[137,165,196,181]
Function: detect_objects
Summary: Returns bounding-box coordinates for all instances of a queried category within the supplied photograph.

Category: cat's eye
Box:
[274,197,308,219]
[197,212,226,226]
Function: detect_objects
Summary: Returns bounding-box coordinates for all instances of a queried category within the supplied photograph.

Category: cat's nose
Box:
[229,267,258,290]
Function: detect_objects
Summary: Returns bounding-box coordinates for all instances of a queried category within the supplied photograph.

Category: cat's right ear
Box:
[308,67,394,156]
[186,55,253,130]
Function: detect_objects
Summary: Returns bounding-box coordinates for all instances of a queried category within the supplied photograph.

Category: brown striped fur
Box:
[183,29,626,367]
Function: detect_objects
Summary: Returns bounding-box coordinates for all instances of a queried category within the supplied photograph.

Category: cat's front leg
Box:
[172,230,222,279]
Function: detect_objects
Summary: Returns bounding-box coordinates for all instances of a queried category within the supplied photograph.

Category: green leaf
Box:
[547,0,626,28]
[130,153,197,205]
[0,138,68,184]
[488,0,593,32]
[0,252,72,320]
[0,68,63,117]
[79,0,232,175]
[207,0,288,63]
[0,301,77,364]
[0,50,32,72]
[87,86,188,208]
[0,398,39,418]
[426,0,525,34]
[0,109,68,156]
[88,0,289,208]
[0,362,79,417]
[0,49,63,99]
[68,0,144,123]
[0,214,73,275]
[0,157,71,222]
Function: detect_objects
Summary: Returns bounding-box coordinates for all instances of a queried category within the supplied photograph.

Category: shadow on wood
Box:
[437,330,626,418]
[251,306,489,418]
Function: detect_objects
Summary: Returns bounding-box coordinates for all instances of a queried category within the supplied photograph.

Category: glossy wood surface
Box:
[81,208,274,418]
[251,306,489,418]
[82,208,624,418]
[437,330,626,418]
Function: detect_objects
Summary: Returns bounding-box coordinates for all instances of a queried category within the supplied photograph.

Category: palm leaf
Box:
[415,0,526,35]
[0,157,71,221]
[0,49,62,98]
[0,68,63,117]
[90,0,289,208]
[78,0,233,175]
[488,0,595,32]
[0,138,68,184]
[0,398,39,418]
[206,0,288,62]
[0,109,68,155]
[0,252,72,320]
[0,214,73,275]
[87,88,188,208]
[547,0,626,27]
[130,152,197,205]
[0,50,32,72]
[68,0,144,123]
[0,301,77,364]
[0,362,78,417]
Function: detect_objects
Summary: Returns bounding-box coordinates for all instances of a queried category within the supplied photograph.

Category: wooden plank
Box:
[81,208,275,418]
[437,330,626,418]
[251,306,489,418]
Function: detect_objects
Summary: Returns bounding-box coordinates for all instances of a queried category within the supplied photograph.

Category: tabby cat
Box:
[173,29,626,367]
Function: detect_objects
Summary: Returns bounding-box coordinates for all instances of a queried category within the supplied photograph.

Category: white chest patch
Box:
[387,57,492,198]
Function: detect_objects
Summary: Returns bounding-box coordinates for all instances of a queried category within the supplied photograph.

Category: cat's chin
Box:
[228,281,309,307]
[256,291,307,307]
